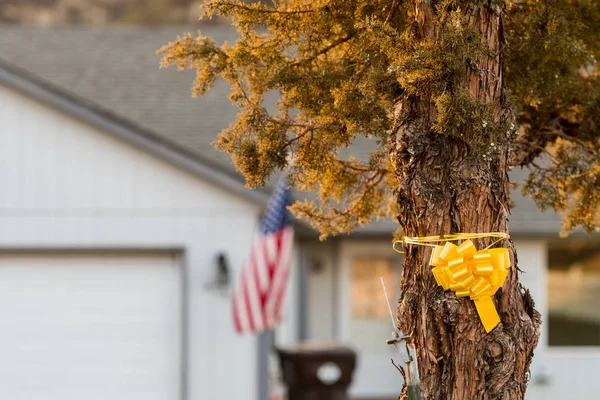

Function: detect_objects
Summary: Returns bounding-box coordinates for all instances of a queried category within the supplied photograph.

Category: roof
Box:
[0,25,568,237]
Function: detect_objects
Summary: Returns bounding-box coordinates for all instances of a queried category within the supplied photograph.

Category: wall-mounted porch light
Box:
[206,252,231,295]
[215,252,230,288]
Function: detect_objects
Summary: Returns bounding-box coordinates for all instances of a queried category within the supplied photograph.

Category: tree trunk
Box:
[391,2,541,399]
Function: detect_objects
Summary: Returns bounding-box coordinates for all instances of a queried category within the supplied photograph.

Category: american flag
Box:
[232,178,294,335]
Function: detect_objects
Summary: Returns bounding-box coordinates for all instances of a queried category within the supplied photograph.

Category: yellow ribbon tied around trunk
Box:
[394,233,510,333]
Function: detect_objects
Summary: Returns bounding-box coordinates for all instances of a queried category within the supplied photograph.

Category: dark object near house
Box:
[215,252,230,287]
[276,343,357,400]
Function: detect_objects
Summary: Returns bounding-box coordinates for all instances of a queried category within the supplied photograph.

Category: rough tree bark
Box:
[391,2,542,399]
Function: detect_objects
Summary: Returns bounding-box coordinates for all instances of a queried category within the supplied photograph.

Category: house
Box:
[0,25,598,400]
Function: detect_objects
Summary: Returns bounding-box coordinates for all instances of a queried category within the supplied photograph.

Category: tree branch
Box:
[540,131,600,160]
[509,112,600,167]
[289,34,357,67]
[207,1,317,15]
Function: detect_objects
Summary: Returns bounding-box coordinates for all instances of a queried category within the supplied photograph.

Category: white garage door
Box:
[0,252,182,400]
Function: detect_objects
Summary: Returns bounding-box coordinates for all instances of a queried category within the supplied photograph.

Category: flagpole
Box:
[239,171,291,400]
[258,329,270,400]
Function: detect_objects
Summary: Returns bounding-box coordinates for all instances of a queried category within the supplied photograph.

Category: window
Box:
[350,257,401,352]
[547,239,600,346]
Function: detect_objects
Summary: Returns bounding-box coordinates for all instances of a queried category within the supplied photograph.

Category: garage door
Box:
[0,252,182,400]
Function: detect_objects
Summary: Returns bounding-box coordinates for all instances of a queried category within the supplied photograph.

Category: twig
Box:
[540,131,600,160]
[392,359,408,400]
[289,34,357,68]
[381,277,398,332]
[391,358,406,380]
[385,0,401,24]
[208,1,317,15]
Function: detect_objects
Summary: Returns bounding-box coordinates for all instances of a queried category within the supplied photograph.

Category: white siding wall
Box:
[338,239,404,398]
[0,85,291,400]
[517,239,600,400]
[305,237,569,398]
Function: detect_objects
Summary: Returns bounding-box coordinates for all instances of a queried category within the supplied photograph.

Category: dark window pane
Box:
[547,239,600,347]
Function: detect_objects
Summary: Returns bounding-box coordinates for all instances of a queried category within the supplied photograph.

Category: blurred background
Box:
[0,0,201,25]
[0,1,598,400]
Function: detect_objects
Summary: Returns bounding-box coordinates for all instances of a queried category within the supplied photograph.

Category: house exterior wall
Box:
[305,236,595,399]
[305,238,405,397]
[0,85,299,400]
[337,239,405,398]
[517,239,600,399]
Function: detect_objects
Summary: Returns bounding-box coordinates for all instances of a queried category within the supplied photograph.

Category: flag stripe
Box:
[264,232,284,327]
[274,267,290,321]
[234,290,251,333]
[241,268,257,332]
[265,234,277,266]
[267,228,293,322]
[250,247,269,328]
[254,241,269,291]
[249,264,266,332]
[232,178,294,335]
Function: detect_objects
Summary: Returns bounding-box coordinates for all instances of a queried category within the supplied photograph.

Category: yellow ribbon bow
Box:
[429,240,510,332]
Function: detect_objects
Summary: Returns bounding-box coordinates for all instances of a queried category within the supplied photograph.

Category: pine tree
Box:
[158,1,600,398]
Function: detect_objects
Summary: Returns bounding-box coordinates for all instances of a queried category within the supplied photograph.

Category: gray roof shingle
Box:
[0,25,568,236]
[0,25,240,171]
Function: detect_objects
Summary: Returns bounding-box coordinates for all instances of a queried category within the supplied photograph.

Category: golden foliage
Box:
[158,0,600,238]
